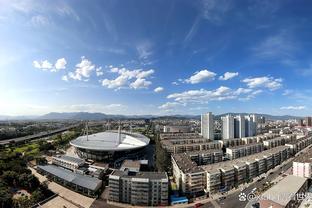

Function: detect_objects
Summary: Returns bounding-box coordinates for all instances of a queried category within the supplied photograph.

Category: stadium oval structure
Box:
[70,131,150,161]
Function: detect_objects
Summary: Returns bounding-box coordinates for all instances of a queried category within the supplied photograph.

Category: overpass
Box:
[0,124,81,146]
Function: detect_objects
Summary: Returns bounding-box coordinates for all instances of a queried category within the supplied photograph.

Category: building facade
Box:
[109,170,168,206]
[201,112,214,140]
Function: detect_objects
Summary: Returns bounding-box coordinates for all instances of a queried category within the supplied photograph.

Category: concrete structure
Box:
[293,148,312,178]
[187,149,223,165]
[234,115,245,138]
[163,125,191,133]
[37,165,102,197]
[52,155,85,172]
[109,170,168,206]
[305,116,312,127]
[201,112,214,140]
[160,135,221,154]
[172,146,291,196]
[259,175,308,208]
[222,114,234,139]
[226,143,263,160]
[245,115,257,137]
[171,154,207,197]
[70,131,150,161]
[119,160,141,173]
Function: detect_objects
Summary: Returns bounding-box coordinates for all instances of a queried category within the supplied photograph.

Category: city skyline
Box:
[1,0,312,116]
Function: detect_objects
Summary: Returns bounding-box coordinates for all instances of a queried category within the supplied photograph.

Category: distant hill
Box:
[215,113,301,120]
[0,112,302,121]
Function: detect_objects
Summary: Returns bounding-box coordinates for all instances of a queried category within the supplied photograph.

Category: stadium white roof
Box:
[70,131,150,151]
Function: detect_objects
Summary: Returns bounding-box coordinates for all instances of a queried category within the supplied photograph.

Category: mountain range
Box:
[0,112,302,121]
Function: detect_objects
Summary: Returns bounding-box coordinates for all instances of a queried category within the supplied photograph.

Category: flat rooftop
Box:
[261,175,307,207]
[37,165,102,191]
[111,170,168,180]
[172,153,204,174]
[120,160,141,170]
[294,150,312,163]
[53,155,85,164]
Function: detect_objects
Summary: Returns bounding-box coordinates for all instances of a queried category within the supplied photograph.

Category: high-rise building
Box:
[305,117,312,127]
[222,115,234,139]
[244,115,257,137]
[234,115,245,138]
[298,119,304,127]
[201,112,214,139]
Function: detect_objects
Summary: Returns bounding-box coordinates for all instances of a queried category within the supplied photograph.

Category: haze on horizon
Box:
[0,0,312,117]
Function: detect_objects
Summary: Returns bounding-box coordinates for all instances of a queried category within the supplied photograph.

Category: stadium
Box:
[70,131,150,161]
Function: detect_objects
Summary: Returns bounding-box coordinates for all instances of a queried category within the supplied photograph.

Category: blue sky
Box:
[1,0,312,116]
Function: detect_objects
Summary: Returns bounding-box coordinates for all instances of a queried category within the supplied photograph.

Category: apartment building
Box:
[293,150,312,178]
[285,135,312,154]
[201,112,214,140]
[161,139,221,154]
[226,143,263,160]
[172,145,291,196]
[51,155,85,172]
[263,136,294,149]
[109,170,168,206]
[204,166,222,194]
[187,149,223,165]
[171,154,207,196]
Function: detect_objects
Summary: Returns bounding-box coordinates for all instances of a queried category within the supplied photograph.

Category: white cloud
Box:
[33,60,53,70]
[54,58,67,71]
[166,86,257,104]
[185,69,216,84]
[219,72,239,80]
[130,78,152,89]
[252,31,296,63]
[154,87,164,93]
[33,58,67,72]
[172,81,179,85]
[158,102,185,111]
[96,67,104,76]
[61,75,68,82]
[280,106,306,110]
[31,15,50,26]
[68,56,95,81]
[242,76,282,91]
[199,0,232,24]
[102,67,154,90]
[136,40,153,61]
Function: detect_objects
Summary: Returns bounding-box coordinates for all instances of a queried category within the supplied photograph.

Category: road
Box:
[0,124,80,145]
[215,146,312,208]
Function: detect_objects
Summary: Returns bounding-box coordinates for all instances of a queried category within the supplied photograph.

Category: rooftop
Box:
[261,175,307,206]
[37,165,102,191]
[172,153,204,174]
[53,155,85,164]
[120,160,141,170]
[70,131,150,151]
[111,170,168,180]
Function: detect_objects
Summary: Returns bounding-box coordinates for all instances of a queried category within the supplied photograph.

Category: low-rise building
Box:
[293,150,312,178]
[226,143,263,160]
[108,170,168,206]
[171,154,206,196]
[259,175,308,208]
[51,155,85,172]
[37,165,102,197]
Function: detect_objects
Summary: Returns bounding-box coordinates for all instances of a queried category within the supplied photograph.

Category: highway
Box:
[0,124,80,145]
